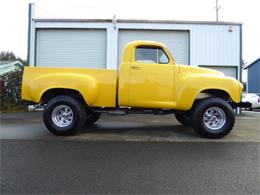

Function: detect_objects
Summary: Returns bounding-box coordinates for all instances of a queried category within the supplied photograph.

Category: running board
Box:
[94,108,175,115]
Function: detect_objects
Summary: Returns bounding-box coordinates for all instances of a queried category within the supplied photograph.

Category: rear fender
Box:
[26,73,98,106]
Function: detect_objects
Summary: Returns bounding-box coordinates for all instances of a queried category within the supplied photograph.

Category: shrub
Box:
[0,68,25,112]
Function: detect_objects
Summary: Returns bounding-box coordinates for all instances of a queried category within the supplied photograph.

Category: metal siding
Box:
[248,62,260,94]
[190,25,240,66]
[118,30,189,65]
[116,22,240,70]
[36,29,106,68]
[32,21,241,77]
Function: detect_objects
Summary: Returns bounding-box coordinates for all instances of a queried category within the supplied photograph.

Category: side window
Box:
[135,47,169,64]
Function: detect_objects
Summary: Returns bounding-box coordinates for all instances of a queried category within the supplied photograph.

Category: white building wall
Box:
[106,24,118,69]
[189,24,240,66]
[116,22,240,67]
[31,20,241,78]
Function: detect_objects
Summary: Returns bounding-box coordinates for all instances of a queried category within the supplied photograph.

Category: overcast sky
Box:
[0,0,259,66]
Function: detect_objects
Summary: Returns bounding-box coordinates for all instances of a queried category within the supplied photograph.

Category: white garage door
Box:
[36,29,106,68]
[118,30,189,65]
[200,66,237,78]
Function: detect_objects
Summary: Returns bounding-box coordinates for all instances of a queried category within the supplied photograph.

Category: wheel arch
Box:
[195,89,231,101]
[40,88,87,107]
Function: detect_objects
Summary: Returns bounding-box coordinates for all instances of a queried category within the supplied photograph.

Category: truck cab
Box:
[118,41,177,108]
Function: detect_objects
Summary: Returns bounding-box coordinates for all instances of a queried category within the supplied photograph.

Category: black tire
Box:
[85,111,101,126]
[191,97,235,139]
[175,111,191,126]
[43,95,86,136]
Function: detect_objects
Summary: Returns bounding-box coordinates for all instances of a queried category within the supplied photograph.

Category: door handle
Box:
[131,65,141,69]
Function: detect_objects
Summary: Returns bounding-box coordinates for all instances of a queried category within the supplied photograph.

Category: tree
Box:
[0,51,28,65]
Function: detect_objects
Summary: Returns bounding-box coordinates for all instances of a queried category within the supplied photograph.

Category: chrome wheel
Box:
[51,105,74,128]
[203,107,226,131]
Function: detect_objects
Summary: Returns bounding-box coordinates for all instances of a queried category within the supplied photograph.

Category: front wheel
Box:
[43,95,86,136]
[191,97,235,138]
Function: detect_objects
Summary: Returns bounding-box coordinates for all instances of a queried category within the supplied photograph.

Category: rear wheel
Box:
[175,111,191,126]
[43,95,86,136]
[191,97,235,138]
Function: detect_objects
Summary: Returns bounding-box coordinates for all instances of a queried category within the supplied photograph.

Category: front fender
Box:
[175,75,241,110]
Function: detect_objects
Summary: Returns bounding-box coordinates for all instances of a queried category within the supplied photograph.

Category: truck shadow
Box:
[79,124,198,139]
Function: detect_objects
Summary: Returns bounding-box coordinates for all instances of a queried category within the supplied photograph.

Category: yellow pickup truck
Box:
[22,40,250,138]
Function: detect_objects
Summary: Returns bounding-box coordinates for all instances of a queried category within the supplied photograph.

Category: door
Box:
[36,29,106,68]
[129,46,174,108]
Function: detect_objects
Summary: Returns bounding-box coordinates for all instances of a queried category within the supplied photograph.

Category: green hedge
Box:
[0,68,25,112]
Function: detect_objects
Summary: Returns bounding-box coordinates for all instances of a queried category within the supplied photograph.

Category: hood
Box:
[178,65,225,77]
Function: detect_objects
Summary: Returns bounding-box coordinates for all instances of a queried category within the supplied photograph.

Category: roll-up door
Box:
[36,29,106,68]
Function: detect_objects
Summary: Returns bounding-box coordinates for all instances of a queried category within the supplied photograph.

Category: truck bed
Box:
[22,67,118,107]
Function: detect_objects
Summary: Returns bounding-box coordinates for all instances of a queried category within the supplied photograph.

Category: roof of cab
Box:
[125,40,167,48]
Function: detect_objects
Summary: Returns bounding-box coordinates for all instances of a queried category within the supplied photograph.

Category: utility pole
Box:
[214,0,221,22]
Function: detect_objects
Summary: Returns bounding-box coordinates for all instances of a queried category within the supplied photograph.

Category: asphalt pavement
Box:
[1,111,260,142]
[2,140,260,194]
[1,111,260,194]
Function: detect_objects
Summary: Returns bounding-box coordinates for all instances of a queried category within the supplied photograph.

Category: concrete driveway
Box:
[1,111,259,142]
